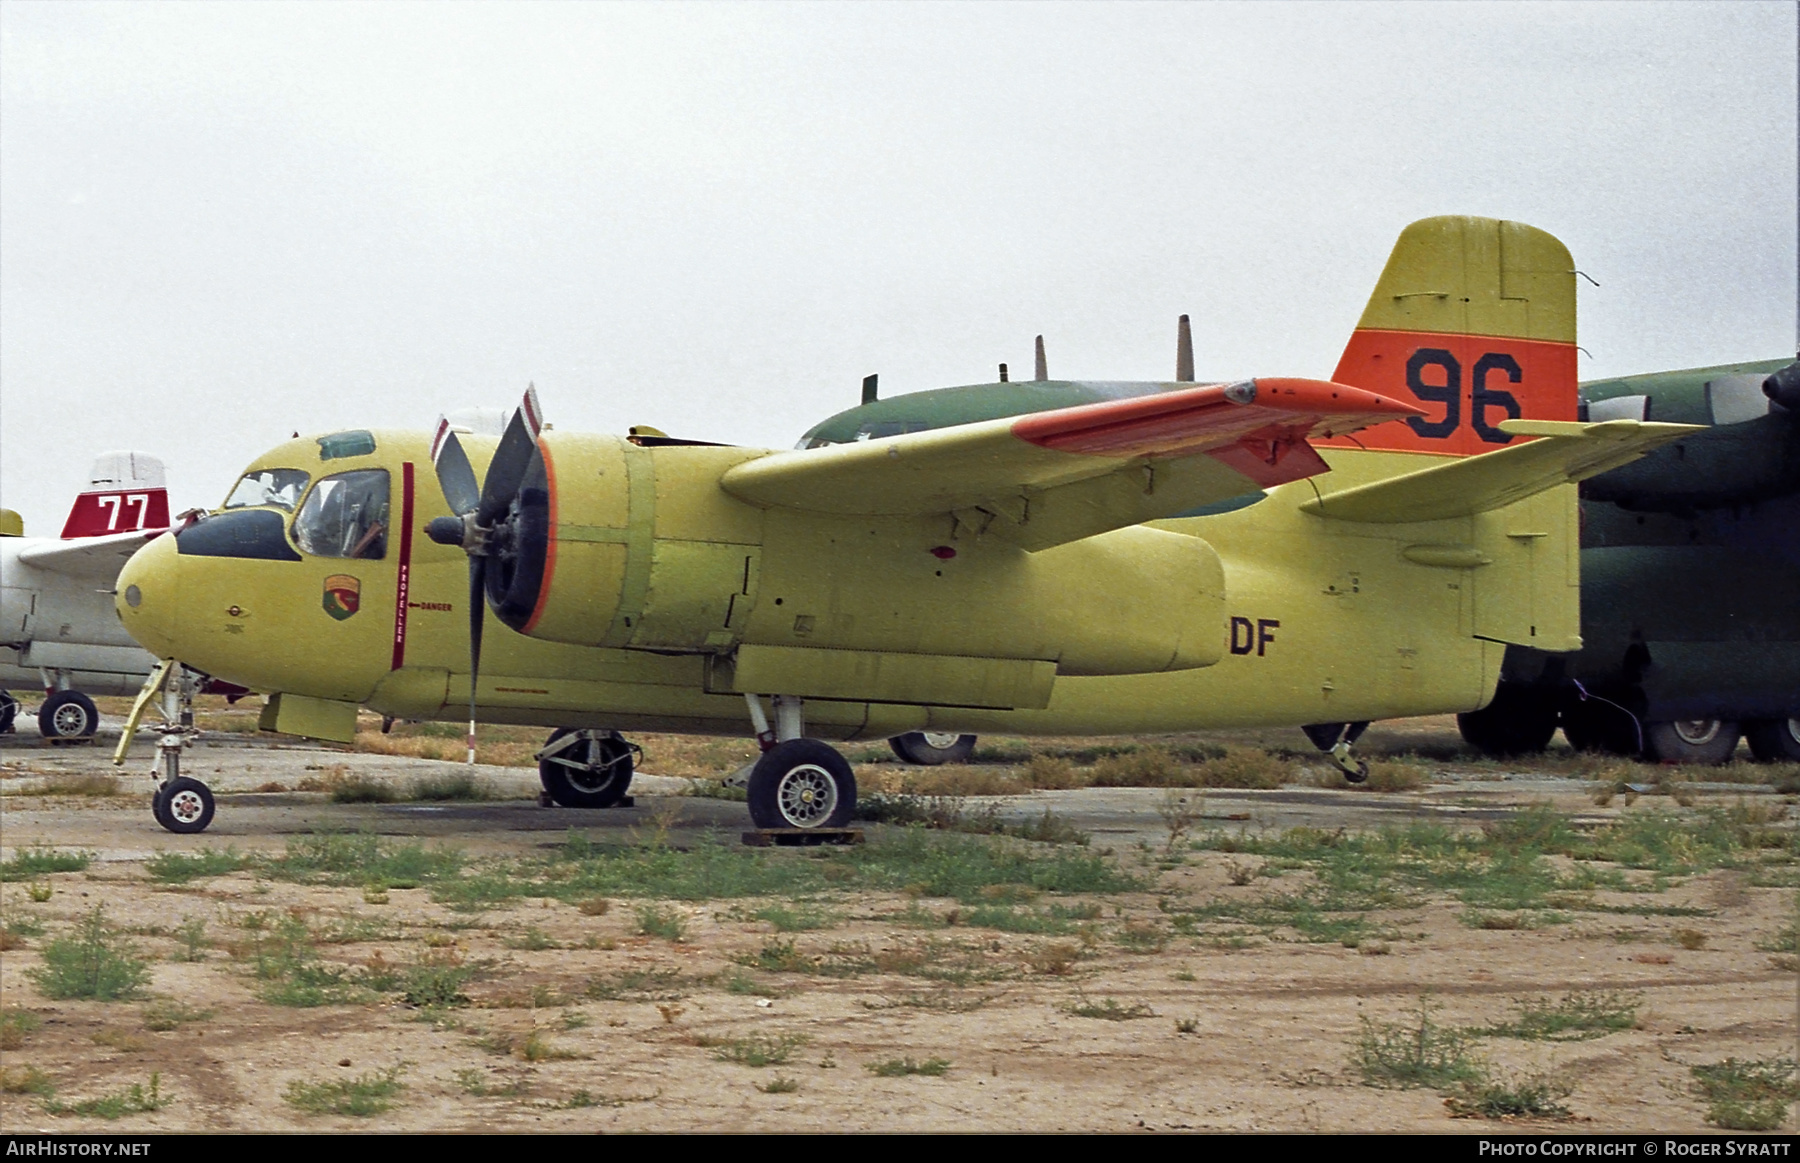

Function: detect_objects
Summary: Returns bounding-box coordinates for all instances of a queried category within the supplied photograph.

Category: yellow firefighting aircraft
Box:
[114,216,1694,833]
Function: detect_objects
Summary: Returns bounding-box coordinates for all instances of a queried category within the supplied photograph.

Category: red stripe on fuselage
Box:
[391,462,415,670]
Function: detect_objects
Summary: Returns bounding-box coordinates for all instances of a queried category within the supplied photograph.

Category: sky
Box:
[2,1,1794,531]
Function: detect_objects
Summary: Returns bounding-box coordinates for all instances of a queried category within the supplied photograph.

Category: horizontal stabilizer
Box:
[1300,419,1701,524]
[723,378,1419,550]
[16,528,167,580]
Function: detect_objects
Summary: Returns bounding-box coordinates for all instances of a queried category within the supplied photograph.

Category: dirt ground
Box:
[0,716,1794,1133]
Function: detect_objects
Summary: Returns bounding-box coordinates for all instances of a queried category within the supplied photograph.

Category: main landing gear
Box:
[1303,721,1370,783]
[741,694,857,830]
[888,731,978,766]
[535,728,639,808]
[39,689,100,742]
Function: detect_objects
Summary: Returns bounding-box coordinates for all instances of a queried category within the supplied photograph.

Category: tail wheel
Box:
[39,690,99,740]
[887,731,977,766]
[1642,719,1741,766]
[1456,683,1558,757]
[1745,718,1800,763]
[748,739,856,830]
[537,728,636,808]
[158,777,215,834]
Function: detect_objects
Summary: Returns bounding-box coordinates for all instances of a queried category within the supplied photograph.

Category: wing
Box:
[722,379,1420,550]
[1298,419,1703,524]
[14,529,166,581]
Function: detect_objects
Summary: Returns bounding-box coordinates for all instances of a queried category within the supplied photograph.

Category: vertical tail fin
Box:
[59,451,171,538]
[1320,216,1578,457]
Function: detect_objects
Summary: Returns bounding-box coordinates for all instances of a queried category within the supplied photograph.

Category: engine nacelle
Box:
[489,433,1227,680]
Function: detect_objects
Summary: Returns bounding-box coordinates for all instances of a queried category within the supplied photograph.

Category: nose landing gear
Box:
[116,660,213,834]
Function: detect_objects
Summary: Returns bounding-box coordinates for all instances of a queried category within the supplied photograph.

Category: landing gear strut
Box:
[1303,721,1370,783]
[741,694,857,830]
[116,661,212,833]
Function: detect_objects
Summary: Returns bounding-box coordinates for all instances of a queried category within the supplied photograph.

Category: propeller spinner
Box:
[425,386,544,762]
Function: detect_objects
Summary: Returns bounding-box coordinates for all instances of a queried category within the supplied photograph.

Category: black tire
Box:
[1456,683,1558,757]
[0,693,16,734]
[537,728,635,808]
[887,731,977,766]
[38,690,99,740]
[1560,697,1641,755]
[1642,719,1741,766]
[151,783,175,830]
[747,739,856,830]
[158,777,215,834]
[1745,718,1800,763]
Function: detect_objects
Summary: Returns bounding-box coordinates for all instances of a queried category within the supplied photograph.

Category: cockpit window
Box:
[317,430,377,460]
[291,469,390,559]
[224,469,311,512]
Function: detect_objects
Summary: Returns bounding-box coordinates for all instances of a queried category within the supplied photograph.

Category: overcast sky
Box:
[2,1,1794,531]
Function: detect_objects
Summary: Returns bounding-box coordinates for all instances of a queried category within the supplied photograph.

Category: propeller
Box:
[425,386,544,763]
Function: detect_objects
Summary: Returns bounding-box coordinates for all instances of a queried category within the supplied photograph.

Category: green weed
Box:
[397,962,475,1008]
[717,970,780,997]
[145,848,247,883]
[1445,1072,1574,1120]
[753,904,841,932]
[1352,998,1483,1089]
[503,926,559,951]
[1065,997,1155,1021]
[706,1031,807,1067]
[29,909,150,1001]
[329,775,397,803]
[758,1075,800,1093]
[1692,1057,1797,1131]
[261,832,461,887]
[141,1000,212,1031]
[170,917,209,961]
[866,1056,951,1077]
[0,1065,56,1096]
[584,967,688,1002]
[635,905,687,941]
[1,1008,43,1050]
[4,915,46,938]
[962,903,1097,935]
[408,773,497,801]
[0,849,91,881]
[44,1074,167,1119]
[284,1065,406,1116]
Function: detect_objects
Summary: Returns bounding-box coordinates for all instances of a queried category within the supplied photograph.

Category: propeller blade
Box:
[430,417,482,517]
[467,555,486,765]
[476,386,544,528]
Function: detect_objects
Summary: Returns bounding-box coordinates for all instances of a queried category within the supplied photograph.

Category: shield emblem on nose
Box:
[323,574,361,621]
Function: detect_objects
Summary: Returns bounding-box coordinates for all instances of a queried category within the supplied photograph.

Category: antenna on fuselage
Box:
[1176,314,1194,382]
[862,374,878,404]
[998,363,1009,382]
[1034,336,1048,381]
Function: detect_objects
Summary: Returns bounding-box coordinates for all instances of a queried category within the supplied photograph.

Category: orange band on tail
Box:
[1318,330,1577,456]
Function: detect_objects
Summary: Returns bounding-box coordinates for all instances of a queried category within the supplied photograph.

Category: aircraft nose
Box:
[116,531,180,658]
